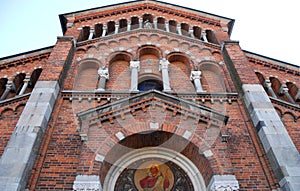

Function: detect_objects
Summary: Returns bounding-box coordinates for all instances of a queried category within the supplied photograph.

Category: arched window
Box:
[131,16,139,30]
[169,20,177,33]
[157,17,165,30]
[193,26,201,39]
[13,73,26,95]
[79,26,90,41]
[119,19,127,32]
[0,78,8,98]
[181,23,189,36]
[94,23,103,38]
[107,21,116,35]
[206,30,218,44]
[138,79,163,91]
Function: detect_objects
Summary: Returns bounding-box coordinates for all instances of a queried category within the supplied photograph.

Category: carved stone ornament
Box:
[208,175,239,191]
[73,175,102,191]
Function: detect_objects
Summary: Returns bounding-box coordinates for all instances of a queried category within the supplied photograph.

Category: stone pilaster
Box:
[96,67,109,91]
[0,81,59,191]
[159,59,171,92]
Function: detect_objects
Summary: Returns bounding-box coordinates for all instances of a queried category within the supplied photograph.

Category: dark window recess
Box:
[138,80,163,91]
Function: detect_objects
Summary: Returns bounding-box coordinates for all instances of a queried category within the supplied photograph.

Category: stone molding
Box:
[208,175,239,191]
[73,175,102,191]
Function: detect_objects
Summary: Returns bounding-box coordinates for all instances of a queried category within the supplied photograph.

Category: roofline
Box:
[59,0,235,35]
[0,46,53,63]
[244,50,300,71]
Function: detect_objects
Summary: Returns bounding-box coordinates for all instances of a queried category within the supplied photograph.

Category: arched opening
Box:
[157,17,165,30]
[78,26,90,41]
[74,61,99,90]
[102,131,209,191]
[167,54,194,92]
[269,77,282,98]
[169,20,177,33]
[199,62,226,92]
[131,16,139,30]
[206,30,218,44]
[28,68,42,91]
[13,73,26,95]
[193,26,201,39]
[0,78,8,98]
[107,53,131,91]
[142,14,153,24]
[94,23,103,38]
[119,19,127,32]
[107,21,116,35]
[181,23,190,36]
[138,46,162,79]
[286,82,299,103]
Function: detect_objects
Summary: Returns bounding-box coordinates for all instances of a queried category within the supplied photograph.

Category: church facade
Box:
[0,0,299,190]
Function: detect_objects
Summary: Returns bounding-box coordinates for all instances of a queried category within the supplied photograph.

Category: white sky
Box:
[0,0,300,67]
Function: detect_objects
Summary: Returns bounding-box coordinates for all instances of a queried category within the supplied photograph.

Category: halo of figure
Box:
[139,164,170,191]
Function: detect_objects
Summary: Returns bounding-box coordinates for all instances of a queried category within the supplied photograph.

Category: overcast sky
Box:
[1,0,299,67]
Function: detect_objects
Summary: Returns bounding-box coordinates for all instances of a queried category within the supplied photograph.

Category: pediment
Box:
[77,90,228,132]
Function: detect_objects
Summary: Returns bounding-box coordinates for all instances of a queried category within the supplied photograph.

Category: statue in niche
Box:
[144,20,153,29]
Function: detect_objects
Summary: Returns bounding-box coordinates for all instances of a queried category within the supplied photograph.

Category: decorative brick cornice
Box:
[247,55,300,76]
[73,2,223,28]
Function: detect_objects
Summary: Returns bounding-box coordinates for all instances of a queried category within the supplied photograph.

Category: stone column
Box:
[96,67,109,91]
[295,90,300,101]
[177,24,182,35]
[208,175,239,191]
[127,20,131,31]
[201,31,208,42]
[18,76,30,96]
[115,23,119,34]
[102,25,107,37]
[130,61,140,91]
[190,71,204,92]
[159,59,171,92]
[279,84,295,104]
[0,82,15,101]
[139,18,143,29]
[263,79,277,98]
[153,18,158,29]
[189,27,195,38]
[165,22,170,32]
[88,28,95,40]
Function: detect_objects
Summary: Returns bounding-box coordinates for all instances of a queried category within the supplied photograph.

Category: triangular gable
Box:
[77,90,228,132]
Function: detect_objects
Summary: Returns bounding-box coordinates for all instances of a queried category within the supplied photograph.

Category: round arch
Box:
[103,147,207,191]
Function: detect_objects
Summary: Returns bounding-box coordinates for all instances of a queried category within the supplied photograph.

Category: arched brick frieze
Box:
[74,59,102,91]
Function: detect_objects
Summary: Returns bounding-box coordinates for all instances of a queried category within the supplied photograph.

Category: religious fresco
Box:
[115,158,194,191]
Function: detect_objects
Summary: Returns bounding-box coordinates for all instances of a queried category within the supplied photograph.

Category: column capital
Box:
[130,60,140,71]
[190,70,202,81]
[279,84,289,95]
[98,67,109,79]
[6,82,16,91]
[263,79,272,88]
